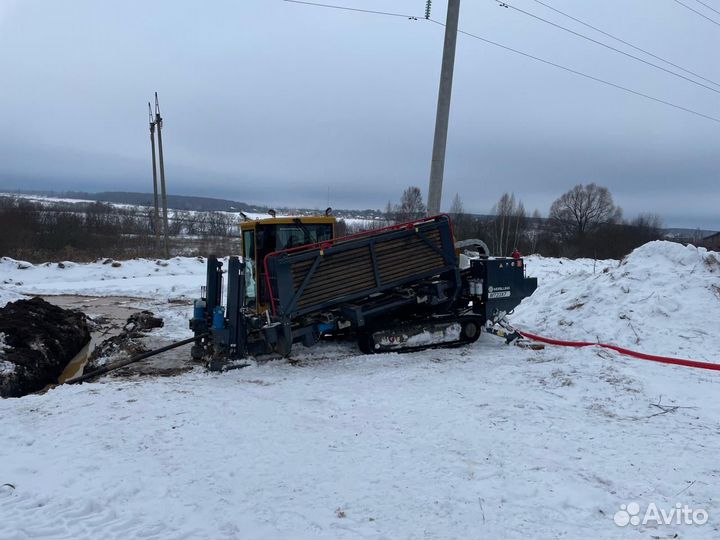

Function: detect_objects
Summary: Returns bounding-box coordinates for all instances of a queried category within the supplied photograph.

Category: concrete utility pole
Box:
[427,0,461,216]
[154,92,170,259]
[148,102,161,247]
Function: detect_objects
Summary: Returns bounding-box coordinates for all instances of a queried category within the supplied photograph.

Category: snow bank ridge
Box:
[513,241,720,362]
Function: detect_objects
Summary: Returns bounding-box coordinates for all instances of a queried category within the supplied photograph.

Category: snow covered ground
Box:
[1,256,207,302]
[1,242,719,539]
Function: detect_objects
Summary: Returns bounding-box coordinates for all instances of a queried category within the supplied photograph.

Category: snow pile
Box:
[523,254,617,283]
[513,241,720,362]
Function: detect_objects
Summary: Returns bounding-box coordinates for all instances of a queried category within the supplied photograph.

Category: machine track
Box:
[358,315,483,354]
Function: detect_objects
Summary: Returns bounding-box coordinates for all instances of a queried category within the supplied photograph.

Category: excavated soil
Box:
[84,310,164,373]
[0,297,90,397]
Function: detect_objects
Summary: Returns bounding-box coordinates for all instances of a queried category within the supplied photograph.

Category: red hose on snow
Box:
[516,330,720,372]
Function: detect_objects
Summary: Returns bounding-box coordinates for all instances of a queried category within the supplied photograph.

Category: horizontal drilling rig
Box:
[189,214,537,369]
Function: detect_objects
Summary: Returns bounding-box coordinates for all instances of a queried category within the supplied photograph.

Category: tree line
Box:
[386,183,664,259]
[0,184,668,262]
[0,197,240,262]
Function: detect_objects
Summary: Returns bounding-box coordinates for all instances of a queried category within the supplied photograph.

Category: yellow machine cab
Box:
[239,215,337,311]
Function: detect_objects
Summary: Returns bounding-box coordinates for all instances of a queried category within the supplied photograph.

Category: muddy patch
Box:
[43,296,142,382]
[60,298,192,379]
[84,310,164,373]
[42,295,143,335]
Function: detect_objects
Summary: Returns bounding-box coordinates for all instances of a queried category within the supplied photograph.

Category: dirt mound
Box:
[0,297,90,397]
[124,311,163,334]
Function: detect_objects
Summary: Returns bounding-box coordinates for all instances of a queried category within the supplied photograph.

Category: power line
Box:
[670,0,720,26]
[497,0,720,95]
[282,0,420,19]
[282,0,720,124]
[526,0,720,89]
[427,19,720,124]
[693,0,720,16]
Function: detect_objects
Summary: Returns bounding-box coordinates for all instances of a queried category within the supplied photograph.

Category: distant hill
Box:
[663,227,717,240]
[51,191,264,213]
[3,190,386,220]
[4,190,717,236]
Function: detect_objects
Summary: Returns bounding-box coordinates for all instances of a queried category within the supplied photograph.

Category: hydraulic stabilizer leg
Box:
[189,256,227,366]
[485,324,522,345]
[486,314,545,349]
[208,256,252,371]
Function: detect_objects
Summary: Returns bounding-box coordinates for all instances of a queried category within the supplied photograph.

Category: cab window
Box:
[242,230,256,304]
[276,223,333,250]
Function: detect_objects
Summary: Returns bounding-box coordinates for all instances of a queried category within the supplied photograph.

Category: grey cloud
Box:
[0,0,717,228]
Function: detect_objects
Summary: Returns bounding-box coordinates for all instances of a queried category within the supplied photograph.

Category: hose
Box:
[66,334,208,384]
[516,329,720,372]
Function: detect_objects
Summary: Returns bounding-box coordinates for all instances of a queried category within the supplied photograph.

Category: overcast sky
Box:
[0,0,718,228]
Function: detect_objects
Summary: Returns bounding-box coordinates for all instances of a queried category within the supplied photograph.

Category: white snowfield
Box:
[1,241,719,539]
[0,256,208,301]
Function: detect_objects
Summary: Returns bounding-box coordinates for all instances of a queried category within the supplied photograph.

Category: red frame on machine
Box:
[262,215,455,315]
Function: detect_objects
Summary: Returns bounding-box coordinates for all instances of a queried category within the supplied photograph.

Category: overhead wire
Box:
[670,0,720,27]
[282,0,419,19]
[496,0,720,95]
[282,0,720,124]
[692,0,720,16]
[525,0,720,89]
[426,19,720,124]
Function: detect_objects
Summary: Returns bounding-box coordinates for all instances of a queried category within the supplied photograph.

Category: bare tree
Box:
[392,186,426,222]
[448,193,472,239]
[525,209,542,254]
[632,213,662,236]
[488,193,527,255]
[165,210,184,236]
[207,212,234,236]
[549,183,622,243]
[384,200,395,225]
[627,213,664,246]
[335,218,348,237]
[449,193,464,215]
